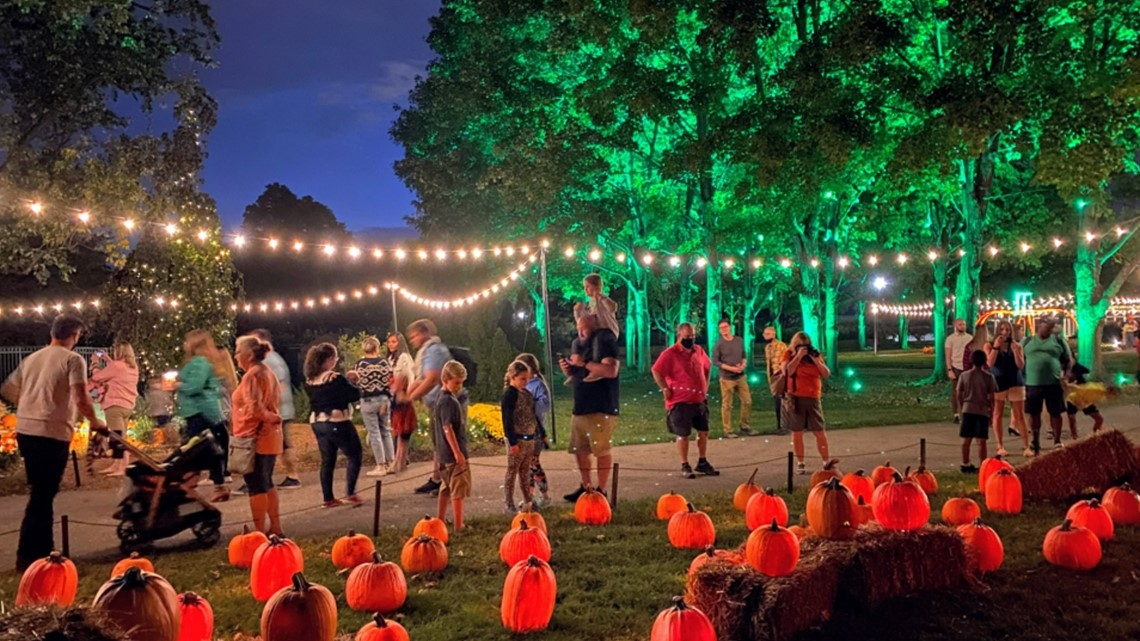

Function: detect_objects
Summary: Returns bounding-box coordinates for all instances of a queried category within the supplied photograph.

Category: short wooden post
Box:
[372,481,382,538]
[61,514,70,558]
[610,462,620,509]
[787,452,795,494]
[920,438,927,468]
[71,451,81,487]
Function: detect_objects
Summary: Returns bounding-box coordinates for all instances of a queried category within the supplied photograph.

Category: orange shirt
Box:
[231,364,283,455]
[782,351,823,399]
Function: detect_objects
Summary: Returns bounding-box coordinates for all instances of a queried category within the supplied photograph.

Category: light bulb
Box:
[234,235,246,247]
[77,211,91,223]
[123,219,136,230]
[347,246,361,258]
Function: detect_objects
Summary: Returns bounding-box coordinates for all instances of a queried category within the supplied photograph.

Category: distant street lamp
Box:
[873,276,888,355]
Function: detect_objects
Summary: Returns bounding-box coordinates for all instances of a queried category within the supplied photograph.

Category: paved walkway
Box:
[2,405,1138,565]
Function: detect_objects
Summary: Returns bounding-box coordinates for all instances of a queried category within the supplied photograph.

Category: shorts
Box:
[569,413,616,456]
[959,413,990,439]
[783,396,825,432]
[439,461,472,498]
[1025,384,1065,417]
[993,386,1026,402]
[1065,402,1098,416]
[666,402,709,438]
[243,454,277,495]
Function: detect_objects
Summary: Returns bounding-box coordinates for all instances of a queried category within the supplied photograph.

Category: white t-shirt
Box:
[6,345,87,442]
[945,332,973,371]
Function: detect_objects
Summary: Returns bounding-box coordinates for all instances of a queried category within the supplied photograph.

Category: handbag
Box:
[228,435,256,475]
[768,368,787,396]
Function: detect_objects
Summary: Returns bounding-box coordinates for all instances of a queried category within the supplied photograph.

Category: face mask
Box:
[681,338,695,349]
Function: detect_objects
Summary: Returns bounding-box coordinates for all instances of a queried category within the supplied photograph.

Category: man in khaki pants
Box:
[712,319,752,438]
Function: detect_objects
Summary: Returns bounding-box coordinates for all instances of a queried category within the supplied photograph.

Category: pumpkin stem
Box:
[769,518,781,531]
[891,471,904,482]
[242,524,251,535]
[671,595,688,610]
[765,487,776,496]
[372,552,383,564]
[128,552,140,559]
[122,566,147,585]
[1089,499,1101,508]
[855,469,866,476]
[518,520,529,531]
[48,551,64,562]
[903,466,912,477]
[973,517,983,525]
[824,458,839,470]
[182,592,200,605]
[347,529,356,537]
[746,468,758,485]
[268,534,282,544]
[291,572,310,591]
[373,613,389,628]
[526,555,543,567]
[703,545,715,557]
[1121,482,1133,491]
[857,496,867,506]
[686,502,697,513]
[1060,519,1074,531]
[825,477,842,489]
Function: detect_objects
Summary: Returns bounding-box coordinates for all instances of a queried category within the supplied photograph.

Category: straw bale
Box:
[840,523,969,609]
[1017,429,1139,500]
[0,606,128,641]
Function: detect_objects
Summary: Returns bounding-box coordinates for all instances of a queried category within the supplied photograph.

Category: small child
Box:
[501,360,539,513]
[574,273,620,338]
[957,349,997,473]
[517,353,553,507]
[434,360,471,530]
[1065,362,1111,437]
[146,377,176,444]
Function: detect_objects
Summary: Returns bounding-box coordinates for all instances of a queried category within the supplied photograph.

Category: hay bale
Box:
[840,523,969,609]
[750,536,852,641]
[0,606,128,641]
[1017,429,1139,500]
[687,562,770,641]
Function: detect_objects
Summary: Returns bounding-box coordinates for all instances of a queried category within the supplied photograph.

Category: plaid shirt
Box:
[764,339,787,380]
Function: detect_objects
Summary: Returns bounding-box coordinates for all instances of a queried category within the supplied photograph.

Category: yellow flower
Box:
[467,403,505,441]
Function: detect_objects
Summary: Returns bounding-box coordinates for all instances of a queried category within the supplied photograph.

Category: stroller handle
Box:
[104,429,165,471]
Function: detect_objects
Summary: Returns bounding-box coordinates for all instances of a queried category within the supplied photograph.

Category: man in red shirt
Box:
[652,323,720,479]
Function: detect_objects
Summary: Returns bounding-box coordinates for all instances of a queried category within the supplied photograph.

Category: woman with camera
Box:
[780,332,831,475]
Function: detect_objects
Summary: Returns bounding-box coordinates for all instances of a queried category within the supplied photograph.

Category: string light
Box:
[1052,238,1063,248]
[837,256,848,269]
[0,297,102,319]
[196,230,208,242]
[165,223,177,236]
[696,257,708,268]
[927,250,938,261]
[347,246,361,258]
[77,212,91,224]
[234,234,246,247]
[724,258,735,269]
[868,255,879,266]
[988,246,999,256]
[1019,242,1031,254]
[123,219,136,230]
[779,258,792,269]
[896,253,908,265]
[669,256,681,267]
[292,241,303,252]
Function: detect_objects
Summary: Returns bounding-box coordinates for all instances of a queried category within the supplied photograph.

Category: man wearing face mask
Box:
[652,323,720,479]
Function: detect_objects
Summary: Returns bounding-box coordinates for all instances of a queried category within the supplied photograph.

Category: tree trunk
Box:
[529,286,548,358]
[953,155,991,326]
[1073,233,1108,377]
[635,285,651,373]
[678,266,692,327]
[625,287,638,368]
[706,263,722,357]
[857,300,868,350]
[930,264,950,381]
[823,260,839,371]
[898,314,910,350]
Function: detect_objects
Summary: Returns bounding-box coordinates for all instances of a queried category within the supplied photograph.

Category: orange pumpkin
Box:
[228,525,269,569]
[941,497,982,526]
[259,572,337,641]
[667,503,717,549]
[745,487,789,530]
[331,529,376,570]
[1043,519,1101,571]
[687,546,743,575]
[354,614,410,641]
[984,468,1023,515]
[957,518,1004,573]
[177,592,214,641]
[111,551,155,578]
[978,456,1014,493]
[575,489,612,525]
[656,491,688,521]
[1101,483,1140,525]
[810,458,843,488]
[870,461,898,487]
[805,477,859,540]
[501,555,557,633]
[856,496,875,525]
[746,519,800,577]
[511,505,548,535]
[650,597,716,641]
[345,552,407,614]
[788,525,814,540]
[400,534,448,573]
[733,468,762,511]
[412,515,449,544]
[1,413,16,429]
[872,472,930,530]
[1066,499,1114,541]
[92,567,181,641]
[840,469,874,504]
[907,465,938,495]
[15,551,78,608]
[251,535,305,602]
[500,520,552,566]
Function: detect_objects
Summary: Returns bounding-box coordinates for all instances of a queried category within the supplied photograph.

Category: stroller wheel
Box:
[191,519,221,548]
[116,520,147,554]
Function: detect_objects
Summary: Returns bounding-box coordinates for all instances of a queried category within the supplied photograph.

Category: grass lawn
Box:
[2,471,1137,641]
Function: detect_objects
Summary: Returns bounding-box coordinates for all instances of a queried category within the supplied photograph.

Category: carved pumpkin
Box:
[667,503,717,549]
[176,592,214,641]
[501,555,557,633]
[354,614,410,641]
[511,505,548,535]
[810,458,843,488]
[92,567,181,641]
[872,472,930,530]
[984,468,1023,515]
[345,552,407,614]
[331,529,376,570]
[941,497,982,526]
[856,496,875,525]
[805,477,859,540]
[650,597,716,641]
[412,515,449,544]
[1101,483,1140,525]
[840,469,874,504]
[870,461,898,487]
[746,519,800,577]
[687,546,743,575]
[907,465,939,495]
[574,489,612,525]
[656,491,688,521]
[1043,519,1102,571]
[259,572,337,641]
[957,518,1004,573]
[733,468,762,511]
[500,520,552,566]
[400,534,448,573]
[978,455,1014,493]
[228,525,269,569]
[1066,499,1114,541]
[745,487,789,530]
[15,551,78,607]
[112,551,155,578]
[251,535,305,602]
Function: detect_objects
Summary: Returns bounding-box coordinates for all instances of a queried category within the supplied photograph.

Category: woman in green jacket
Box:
[178,329,231,502]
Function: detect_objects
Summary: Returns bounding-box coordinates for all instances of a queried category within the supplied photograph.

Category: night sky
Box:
[199,1,440,232]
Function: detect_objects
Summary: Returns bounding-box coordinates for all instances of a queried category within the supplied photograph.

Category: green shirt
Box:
[1020,335,1071,387]
[177,355,223,422]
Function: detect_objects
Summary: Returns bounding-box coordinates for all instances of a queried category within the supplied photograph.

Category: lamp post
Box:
[873,276,888,355]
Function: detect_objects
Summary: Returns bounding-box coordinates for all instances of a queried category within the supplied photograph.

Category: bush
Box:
[292,385,310,420]
[467,403,505,442]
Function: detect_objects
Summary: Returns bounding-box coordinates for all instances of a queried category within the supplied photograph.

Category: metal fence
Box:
[0,346,109,383]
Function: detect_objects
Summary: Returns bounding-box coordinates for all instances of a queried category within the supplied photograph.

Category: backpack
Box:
[448,346,479,388]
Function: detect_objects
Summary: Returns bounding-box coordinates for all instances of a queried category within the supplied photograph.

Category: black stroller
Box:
[110,431,223,553]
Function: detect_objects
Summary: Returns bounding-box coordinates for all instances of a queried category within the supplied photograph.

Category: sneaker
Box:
[1053,442,1064,450]
[1008,428,1020,437]
[739,426,753,436]
[773,428,790,436]
[796,462,807,475]
[563,485,588,503]
[366,465,386,477]
[504,504,518,514]
[696,459,720,476]
[960,464,979,473]
[415,479,442,494]
[724,431,739,439]
[210,486,231,503]
[321,499,343,509]
[277,477,302,489]
[385,466,397,476]
[953,414,961,424]
[681,463,696,479]
[232,484,249,496]
[1023,448,1036,458]
[996,447,1008,456]
[343,494,364,507]
[430,488,440,497]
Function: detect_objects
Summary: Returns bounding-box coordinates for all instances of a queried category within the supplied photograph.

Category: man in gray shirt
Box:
[712,319,752,438]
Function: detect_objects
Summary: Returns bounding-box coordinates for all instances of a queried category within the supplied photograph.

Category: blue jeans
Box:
[360,395,395,466]
[311,420,362,502]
